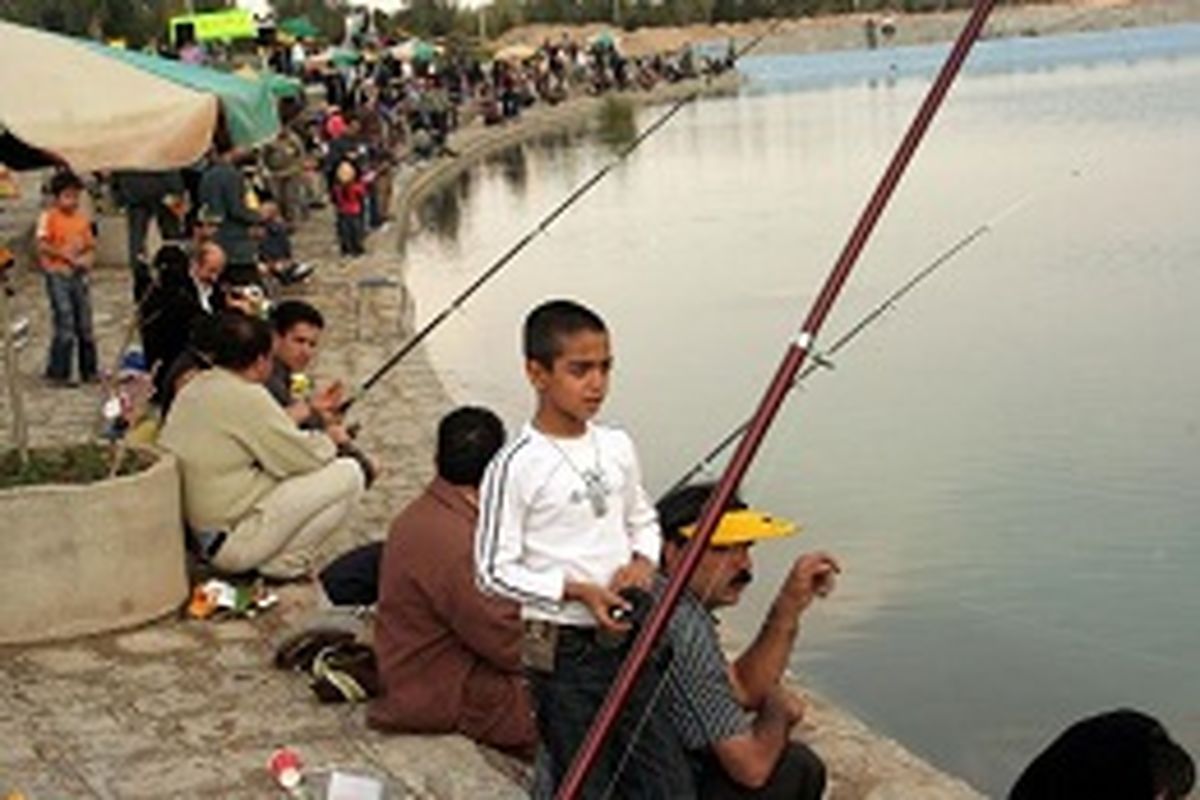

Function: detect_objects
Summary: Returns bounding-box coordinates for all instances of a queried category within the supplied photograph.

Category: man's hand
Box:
[286,400,313,425]
[609,554,655,593]
[566,580,631,634]
[781,552,840,612]
[310,381,346,424]
[326,423,352,446]
[762,686,807,728]
[224,291,258,317]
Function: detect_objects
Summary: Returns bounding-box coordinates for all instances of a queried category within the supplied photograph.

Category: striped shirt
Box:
[474,422,661,626]
[660,576,752,751]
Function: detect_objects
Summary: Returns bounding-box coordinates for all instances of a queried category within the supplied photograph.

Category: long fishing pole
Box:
[344,23,782,410]
[666,200,1013,496]
[556,0,1000,796]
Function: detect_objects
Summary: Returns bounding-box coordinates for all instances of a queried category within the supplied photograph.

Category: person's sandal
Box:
[273,628,357,672]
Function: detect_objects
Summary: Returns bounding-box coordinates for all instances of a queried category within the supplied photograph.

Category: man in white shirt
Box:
[475,300,693,798]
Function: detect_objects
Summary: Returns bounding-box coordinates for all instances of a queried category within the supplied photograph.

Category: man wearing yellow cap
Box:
[654,482,840,800]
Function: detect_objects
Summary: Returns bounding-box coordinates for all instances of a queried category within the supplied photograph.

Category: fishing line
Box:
[598,162,1092,788]
[598,166,1099,795]
[663,190,1030,498]
[342,22,785,412]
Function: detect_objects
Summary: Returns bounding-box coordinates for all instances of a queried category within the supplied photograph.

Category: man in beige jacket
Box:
[160,312,372,579]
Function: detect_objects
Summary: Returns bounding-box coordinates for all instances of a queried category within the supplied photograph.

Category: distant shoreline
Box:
[495,0,1200,58]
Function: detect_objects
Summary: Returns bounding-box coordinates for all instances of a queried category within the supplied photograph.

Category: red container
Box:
[268,747,303,790]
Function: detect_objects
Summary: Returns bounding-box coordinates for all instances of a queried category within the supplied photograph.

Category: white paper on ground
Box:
[326,771,383,800]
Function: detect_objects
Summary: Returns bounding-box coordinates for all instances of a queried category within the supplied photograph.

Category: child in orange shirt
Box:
[36,171,97,386]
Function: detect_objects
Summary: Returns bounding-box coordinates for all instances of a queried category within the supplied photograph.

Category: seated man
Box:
[160,312,373,580]
[656,483,839,800]
[265,300,343,429]
[369,407,536,758]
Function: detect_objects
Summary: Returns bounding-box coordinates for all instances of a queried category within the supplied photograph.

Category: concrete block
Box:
[0,450,188,644]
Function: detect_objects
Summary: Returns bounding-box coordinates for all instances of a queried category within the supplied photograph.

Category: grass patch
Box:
[0,443,154,490]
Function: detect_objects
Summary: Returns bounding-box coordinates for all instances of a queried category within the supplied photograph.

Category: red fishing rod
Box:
[556,1,1000,797]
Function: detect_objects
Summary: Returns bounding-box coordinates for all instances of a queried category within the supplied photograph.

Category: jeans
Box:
[126,202,179,263]
[529,629,694,800]
[336,212,365,256]
[43,270,97,381]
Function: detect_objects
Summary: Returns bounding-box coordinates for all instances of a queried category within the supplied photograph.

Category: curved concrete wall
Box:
[0,449,188,644]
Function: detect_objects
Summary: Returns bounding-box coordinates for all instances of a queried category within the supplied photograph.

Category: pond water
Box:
[401,23,1200,795]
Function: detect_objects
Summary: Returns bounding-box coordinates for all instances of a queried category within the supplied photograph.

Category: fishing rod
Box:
[665,195,1022,497]
[556,0,1000,796]
[343,23,783,411]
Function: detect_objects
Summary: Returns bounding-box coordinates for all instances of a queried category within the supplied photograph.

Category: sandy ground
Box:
[496,0,1200,56]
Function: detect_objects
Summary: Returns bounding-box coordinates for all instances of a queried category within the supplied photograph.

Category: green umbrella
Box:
[392,39,439,62]
[88,43,280,148]
[413,40,438,62]
[331,47,361,67]
[280,16,321,40]
[263,72,303,100]
[236,66,304,100]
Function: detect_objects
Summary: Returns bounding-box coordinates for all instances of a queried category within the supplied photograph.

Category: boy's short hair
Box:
[48,171,84,197]
[656,482,748,547]
[271,300,325,336]
[211,312,273,371]
[1011,708,1195,800]
[523,299,607,369]
[436,406,506,488]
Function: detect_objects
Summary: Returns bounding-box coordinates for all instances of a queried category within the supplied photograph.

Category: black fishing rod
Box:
[344,23,783,410]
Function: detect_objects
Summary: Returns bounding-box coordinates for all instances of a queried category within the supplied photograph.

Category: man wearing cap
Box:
[655,483,839,800]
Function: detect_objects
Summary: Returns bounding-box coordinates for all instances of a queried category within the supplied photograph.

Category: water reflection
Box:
[486,144,529,193]
[414,170,470,244]
[412,133,597,252]
[596,96,638,149]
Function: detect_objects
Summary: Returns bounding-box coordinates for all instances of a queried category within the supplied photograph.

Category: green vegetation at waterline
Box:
[597,95,637,147]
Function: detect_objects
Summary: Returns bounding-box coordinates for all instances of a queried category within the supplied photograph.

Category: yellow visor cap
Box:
[679,509,799,547]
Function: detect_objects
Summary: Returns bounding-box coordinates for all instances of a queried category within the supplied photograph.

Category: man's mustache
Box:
[731,569,753,588]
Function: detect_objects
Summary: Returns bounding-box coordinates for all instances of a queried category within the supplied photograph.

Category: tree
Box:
[271,0,347,41]
[0,0,193,46]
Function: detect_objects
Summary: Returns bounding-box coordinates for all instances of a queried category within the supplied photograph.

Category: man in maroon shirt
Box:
[369,407,536,757]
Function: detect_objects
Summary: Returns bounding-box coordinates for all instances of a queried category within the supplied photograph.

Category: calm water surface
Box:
[402,25,1200,795]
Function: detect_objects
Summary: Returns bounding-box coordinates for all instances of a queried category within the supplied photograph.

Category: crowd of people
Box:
[27,28,730,391]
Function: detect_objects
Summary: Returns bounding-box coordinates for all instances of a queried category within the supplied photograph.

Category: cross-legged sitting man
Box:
[369,407,537,758]
[160,311,374,579]
[655,483,839,800]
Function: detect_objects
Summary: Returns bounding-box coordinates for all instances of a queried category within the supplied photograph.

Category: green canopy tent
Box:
[236,66,304,101]
[330,47,362,67]
[391,39,439,63]
[260,72,304,100]
[88,44,280,148]
[279,16,321,40]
